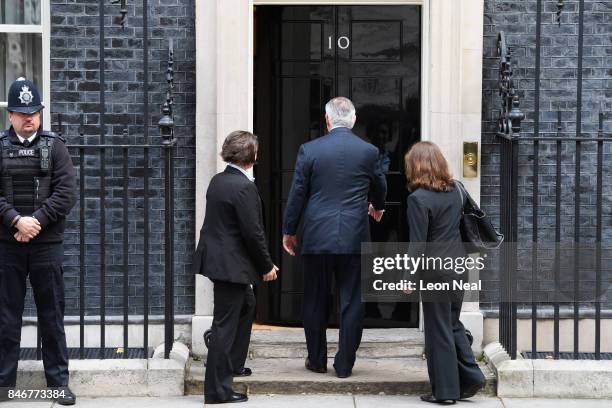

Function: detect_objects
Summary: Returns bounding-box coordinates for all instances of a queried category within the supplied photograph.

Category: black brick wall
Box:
[21,1,610,317]
[24,0,196,317]
[481,0,612,308]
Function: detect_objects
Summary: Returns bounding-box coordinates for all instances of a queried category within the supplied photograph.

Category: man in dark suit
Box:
[282,97,387,378]
[193,130,278,404]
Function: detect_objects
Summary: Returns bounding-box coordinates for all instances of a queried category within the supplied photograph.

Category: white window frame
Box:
[0,1,51,129]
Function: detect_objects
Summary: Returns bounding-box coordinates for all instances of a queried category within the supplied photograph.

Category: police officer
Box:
[0,78,77,405]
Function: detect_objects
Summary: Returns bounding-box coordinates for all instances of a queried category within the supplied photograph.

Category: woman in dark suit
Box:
[192,130,278,405]
[404,141,485,405]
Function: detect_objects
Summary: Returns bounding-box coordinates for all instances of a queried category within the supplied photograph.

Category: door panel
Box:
[254,5,420,327]
[281,22,323,61]
[350,22,402,61]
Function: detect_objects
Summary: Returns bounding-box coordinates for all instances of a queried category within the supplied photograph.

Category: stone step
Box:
[247,328,425,359]
[185,357,496,396]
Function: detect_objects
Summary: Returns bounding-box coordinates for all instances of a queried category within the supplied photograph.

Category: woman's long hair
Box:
[404,141,454,192]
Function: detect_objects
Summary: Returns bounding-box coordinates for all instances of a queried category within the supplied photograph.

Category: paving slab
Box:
[11,395,609,408]
[57,396,204,408]
[355,395,505,408]
[216,394,355,408]
[64,395,354,408]
[0,401,53,408]
[502,398,612,408]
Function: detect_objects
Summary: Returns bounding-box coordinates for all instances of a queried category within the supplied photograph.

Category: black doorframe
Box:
[253,4,421,328]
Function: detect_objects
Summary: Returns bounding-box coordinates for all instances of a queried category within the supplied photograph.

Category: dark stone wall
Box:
[22,0,611,317]
[23,0,196,317]
[480,0,612,309]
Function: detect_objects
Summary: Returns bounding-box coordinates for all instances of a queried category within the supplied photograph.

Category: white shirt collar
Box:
[228,163,255,182]
[16,131,37,144]
[330,125,350,131]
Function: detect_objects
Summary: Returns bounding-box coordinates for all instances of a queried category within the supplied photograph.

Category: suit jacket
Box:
[406,182,467,281]
[193,166,274,284]
[282,127,387,254]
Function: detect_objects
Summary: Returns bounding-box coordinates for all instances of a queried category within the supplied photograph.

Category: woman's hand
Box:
[263,264,279,281]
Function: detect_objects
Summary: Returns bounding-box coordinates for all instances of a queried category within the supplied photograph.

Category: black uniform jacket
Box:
[0,127,76,243]
[193,166,274,285]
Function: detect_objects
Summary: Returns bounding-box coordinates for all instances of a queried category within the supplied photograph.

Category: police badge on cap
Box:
[7,77,44,114]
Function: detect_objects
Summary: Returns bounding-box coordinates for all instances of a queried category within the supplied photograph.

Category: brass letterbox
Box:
[463,142,478,178]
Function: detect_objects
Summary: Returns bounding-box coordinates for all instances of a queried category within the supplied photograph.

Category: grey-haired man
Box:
[282,97,387,378]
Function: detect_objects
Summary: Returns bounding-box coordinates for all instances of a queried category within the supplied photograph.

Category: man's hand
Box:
[15,216,41,240]
[283,235,297,256]
[263,264,279,282]
[14,231,31,243]
[368,204,384,222]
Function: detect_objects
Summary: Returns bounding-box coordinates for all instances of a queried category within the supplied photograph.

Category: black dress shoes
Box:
[459,381,486,399]
[233,367,252,377]
[420,394,456,405]
[335,370,352,378]
[304,358,327,373]
[56,386,77,406]
[333,365,352,378]
[205,392,248,404]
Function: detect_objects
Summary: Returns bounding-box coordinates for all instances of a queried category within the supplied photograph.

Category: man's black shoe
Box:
[335,370,352,378]
[205,392,248,404]
[459,381,485,399]
[233,367,252,377]
[56,386,76,406]
[304,358,327,373]
[420,394,456,405]
[333,365,352,378]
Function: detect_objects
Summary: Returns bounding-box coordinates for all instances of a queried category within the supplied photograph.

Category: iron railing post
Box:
[496,32,523,359]
[159,39,176,359]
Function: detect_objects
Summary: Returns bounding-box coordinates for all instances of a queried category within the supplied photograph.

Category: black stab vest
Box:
[0,131,56,216]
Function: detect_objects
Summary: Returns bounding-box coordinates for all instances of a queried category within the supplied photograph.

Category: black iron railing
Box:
[496,0,610,360]
[67,140,175,360]
[27,1,177,360]
[497,115,610,361]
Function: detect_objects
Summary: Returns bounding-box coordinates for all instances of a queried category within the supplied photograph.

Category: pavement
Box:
[2,395,612,407]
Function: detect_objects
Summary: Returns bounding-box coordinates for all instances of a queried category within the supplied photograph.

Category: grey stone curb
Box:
[16,342,188,397]
[483,341,612,398]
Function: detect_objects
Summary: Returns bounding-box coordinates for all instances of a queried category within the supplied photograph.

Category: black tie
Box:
[22,139,30,147]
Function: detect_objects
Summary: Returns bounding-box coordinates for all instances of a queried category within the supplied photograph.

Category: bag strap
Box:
[455,180,466,214]
[455,180,481,210]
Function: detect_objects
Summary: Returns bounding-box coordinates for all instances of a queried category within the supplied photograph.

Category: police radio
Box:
[40,145,50,172]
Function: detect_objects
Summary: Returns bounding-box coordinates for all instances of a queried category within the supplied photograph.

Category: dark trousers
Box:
[204,280,255,400]
[0,242,69,388]
[422,291,485,400]
[301,254,364,375]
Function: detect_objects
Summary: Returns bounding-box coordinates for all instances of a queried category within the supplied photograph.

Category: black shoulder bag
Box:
[455,181,504,253]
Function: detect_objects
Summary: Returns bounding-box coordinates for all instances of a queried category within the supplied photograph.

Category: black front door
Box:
[254,5,421,327]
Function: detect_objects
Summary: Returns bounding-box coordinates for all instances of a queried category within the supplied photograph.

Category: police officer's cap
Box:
[7,77,44,114]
